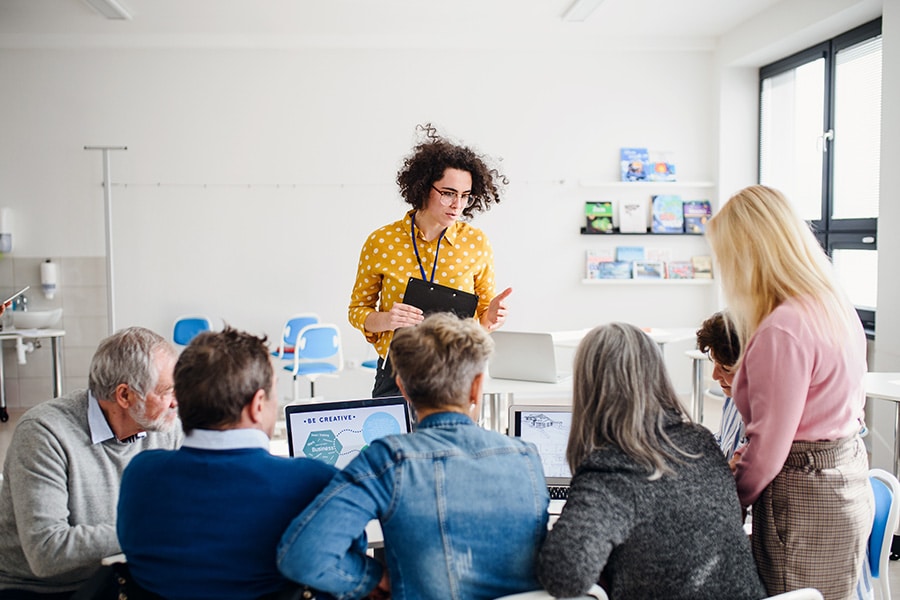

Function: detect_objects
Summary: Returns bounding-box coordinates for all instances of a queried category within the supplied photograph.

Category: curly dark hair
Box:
[396,123,507,220]
[695,311,741,367]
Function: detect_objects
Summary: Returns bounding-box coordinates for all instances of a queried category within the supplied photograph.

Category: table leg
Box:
[691,356,704,424]
[894,403,899,478]
[0,342,7,422]
[51,336,63,398]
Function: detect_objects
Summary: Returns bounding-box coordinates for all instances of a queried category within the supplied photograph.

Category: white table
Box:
[864,372,900,475]
[0,328,66,422]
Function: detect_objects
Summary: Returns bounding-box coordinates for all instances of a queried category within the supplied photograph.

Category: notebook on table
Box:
[488,331,572,383]
[402,277,478,319]
[285,396,412,469]
[508,404,573,511]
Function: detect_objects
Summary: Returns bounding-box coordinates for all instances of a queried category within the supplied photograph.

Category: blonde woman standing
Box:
[706,185,872,600]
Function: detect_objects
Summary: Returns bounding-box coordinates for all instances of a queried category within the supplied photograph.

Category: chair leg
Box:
[310,381,315,398]
[292,376,299,404]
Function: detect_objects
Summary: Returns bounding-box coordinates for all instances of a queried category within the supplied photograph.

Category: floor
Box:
[2,406,900,598]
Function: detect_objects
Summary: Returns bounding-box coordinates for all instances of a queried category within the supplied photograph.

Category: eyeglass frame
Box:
[431,185,472,206]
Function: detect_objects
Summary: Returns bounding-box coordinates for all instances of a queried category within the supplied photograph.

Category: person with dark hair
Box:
[0,327,181,598]
[278,313,548,600]
[116,326,339,600]
[695,311,745,462]
[537,323,764,600]
[348,123,513,397]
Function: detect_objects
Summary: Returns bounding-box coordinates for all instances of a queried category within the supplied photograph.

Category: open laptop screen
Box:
[285,396,411,469]
[508,404,573,485]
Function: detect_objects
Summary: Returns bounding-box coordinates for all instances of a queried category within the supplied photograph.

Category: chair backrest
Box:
[868,468,900,585]
[294,323,343,367]
[172,315,212,346]
[274,313,319,358]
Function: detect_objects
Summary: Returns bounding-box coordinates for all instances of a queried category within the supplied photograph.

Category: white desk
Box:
[864,372,900,475]
[0,328,66,422]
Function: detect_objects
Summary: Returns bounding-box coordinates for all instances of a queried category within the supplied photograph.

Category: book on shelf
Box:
[585,201,614,233]
[585,249,614,279]
[651,195,685,233]
[597,261,633,279]
[647,151,676,182]
[615,246,645,262]
[666,261,694,279]
[618,197,649,233]
[645,247,672,264]
[620,147,650,182]
[683,200,712,234]
[633,260,664,279]
[691,255,713,279]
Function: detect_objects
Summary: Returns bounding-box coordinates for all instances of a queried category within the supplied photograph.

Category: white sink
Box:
[12,309,63,329]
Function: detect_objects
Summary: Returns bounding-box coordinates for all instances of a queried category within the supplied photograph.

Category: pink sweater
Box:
[731,298,866,506]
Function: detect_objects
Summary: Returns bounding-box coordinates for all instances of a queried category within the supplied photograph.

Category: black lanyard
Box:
[410,213,447,283]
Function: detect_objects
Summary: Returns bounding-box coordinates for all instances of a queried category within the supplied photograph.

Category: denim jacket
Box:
[277,411,549,600]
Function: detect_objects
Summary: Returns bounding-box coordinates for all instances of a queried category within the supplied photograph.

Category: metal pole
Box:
[84,146,127,335]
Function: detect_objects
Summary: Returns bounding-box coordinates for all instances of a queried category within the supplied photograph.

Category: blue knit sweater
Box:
[117,442,337,600]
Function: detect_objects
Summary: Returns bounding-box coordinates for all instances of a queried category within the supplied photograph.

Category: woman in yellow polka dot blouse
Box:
[349,126,513,398]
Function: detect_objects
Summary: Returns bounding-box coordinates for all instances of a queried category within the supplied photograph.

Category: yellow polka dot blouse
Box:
[348,210,496,358]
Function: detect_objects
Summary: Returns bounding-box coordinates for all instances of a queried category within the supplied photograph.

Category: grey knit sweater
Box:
[537,420,765,600]
[0,390,181,594]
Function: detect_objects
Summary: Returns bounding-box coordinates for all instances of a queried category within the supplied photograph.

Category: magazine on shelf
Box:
[597,261,633,279]
[691,255,713,279]
[618,197,649,233]
[666,261,694,279]
[615,246,645,262]
[683,200,712,234]
[633,260,665,279]
[651,195,684,233]
[647,151,676,182]
[585,201,614,233]
[620,148,650,182]
[585,249,614,279]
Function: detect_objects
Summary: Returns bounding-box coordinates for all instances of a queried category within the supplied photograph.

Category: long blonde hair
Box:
[706,185,857,350]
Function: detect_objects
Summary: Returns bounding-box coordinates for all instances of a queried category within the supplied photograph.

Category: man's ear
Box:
[247,388,267,424]
[113,383,133,409]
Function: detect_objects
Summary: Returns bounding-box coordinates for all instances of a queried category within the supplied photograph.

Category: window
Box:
[759,18,881,336]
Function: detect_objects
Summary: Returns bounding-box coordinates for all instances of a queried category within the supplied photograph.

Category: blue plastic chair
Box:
[284,323,343,401]
[866,468,900,600]
[272,313,319,361]
[172,315,212,346]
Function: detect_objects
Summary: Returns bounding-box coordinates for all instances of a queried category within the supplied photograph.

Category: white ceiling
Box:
[0,0,789,49]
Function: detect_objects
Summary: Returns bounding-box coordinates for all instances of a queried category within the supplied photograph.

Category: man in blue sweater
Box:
[117,326,340,600]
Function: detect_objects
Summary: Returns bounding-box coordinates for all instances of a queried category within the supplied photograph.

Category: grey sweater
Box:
[537,420,765,600]
[0,390,181,593]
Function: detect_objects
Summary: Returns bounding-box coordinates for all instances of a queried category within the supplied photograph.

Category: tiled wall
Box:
[0,256,107,409]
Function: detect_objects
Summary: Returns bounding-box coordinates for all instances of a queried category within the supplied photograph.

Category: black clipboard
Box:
[402,277,479,319]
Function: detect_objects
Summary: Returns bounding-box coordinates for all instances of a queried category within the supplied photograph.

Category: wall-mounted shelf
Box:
[579,180,715,189]
[582,278,715,285]
[580,227,705,235]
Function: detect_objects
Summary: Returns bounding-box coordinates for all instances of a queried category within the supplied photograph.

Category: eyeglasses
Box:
[431,185,472,206]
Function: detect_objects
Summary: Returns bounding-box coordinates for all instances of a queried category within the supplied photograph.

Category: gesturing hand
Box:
[481,287,513,332]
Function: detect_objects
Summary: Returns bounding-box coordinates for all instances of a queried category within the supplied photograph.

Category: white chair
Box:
[766,590,824,600]
[867,468,900,600]
[494,584,607,600]
[283,323,343,402]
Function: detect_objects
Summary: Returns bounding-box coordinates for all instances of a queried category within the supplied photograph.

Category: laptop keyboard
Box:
[548,485,569,500]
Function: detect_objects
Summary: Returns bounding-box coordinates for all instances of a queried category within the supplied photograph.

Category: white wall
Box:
[1,45,719,400]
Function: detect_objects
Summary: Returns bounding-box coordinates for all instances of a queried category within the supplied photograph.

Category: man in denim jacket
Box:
[278,313,549,600]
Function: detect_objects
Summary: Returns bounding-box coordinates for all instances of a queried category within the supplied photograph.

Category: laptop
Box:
[285,396,412,469]
[508,404,573,510]
[488,331,572,383]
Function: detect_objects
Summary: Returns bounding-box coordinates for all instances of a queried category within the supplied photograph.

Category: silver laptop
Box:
[508,404,573,508]
[488,331,572,383]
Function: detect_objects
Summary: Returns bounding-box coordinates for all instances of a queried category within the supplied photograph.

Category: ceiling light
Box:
[83,0,132,20]
[562,0,605,22]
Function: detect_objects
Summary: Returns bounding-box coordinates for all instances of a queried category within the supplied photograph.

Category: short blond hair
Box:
[706,185,857,349]
[389,313,493,411]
